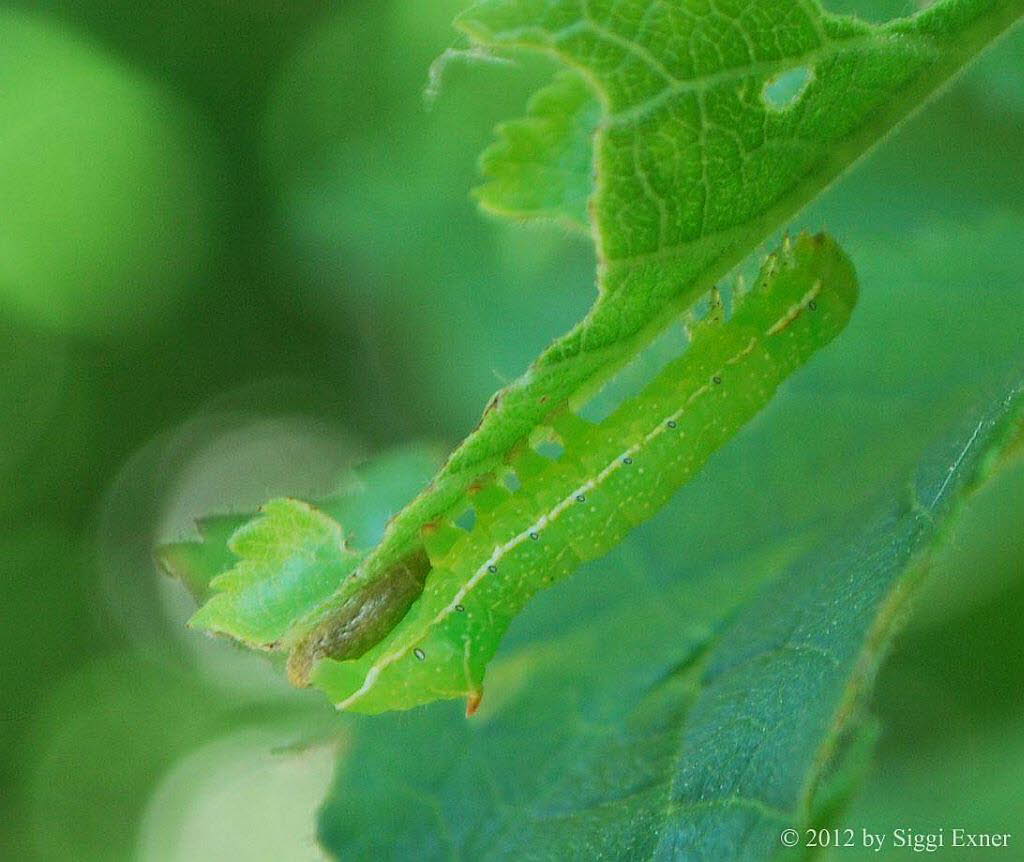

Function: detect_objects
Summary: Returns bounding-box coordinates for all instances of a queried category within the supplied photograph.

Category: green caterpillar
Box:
[291,233,857,713]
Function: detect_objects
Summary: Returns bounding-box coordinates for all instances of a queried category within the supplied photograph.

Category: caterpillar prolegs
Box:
[300,233,858,713]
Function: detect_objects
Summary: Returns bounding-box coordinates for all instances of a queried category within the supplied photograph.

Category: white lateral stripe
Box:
[337,292,813,709]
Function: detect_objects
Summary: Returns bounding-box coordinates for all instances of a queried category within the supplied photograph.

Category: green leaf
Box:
[317,379,1024,859]
[170,0,1022,712]
[159,445,443,650]
[302,232,859,712]
[287,0,1020,695]
[158,513,249,603]
[188,499,366,651]
[175,233,860,709]
[438,0,1023,478]
[474,69,600,233]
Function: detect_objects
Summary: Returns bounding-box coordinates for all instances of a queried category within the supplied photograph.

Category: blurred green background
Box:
[1,0,1021,859]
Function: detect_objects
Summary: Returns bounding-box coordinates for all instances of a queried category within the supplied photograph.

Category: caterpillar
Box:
[296,233,858,714]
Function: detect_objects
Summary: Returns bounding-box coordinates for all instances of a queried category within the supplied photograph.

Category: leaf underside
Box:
[318,379,1024,860]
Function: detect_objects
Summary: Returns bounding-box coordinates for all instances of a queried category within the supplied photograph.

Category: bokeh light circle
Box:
[0,10,216,337]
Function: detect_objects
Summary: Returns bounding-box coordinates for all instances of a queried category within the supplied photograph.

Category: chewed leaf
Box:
[318,377,1024,858]
[445,0,1024,478]
[304,233,859,712]
[189,499,365,650]
[158,444,442,608]
[166,0,1024,716]
[157,513,248,602]
[326,0,1024,685]
[159,445,444,652]
[475,70,599,233]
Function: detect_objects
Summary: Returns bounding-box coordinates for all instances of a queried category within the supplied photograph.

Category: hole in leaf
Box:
[502,470,522,492]
[578,321,690,422]
[455,507,476,532]
[535,439,565,460]
[762,65,812,111]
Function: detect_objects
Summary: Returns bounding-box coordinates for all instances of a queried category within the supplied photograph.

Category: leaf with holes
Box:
[318,378,1024,858]
[158,446,442,658]
[302,233,855,712]
[163,0,1023,713]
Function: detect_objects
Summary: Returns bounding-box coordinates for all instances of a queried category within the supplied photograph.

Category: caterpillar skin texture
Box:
[306,234,857,713]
